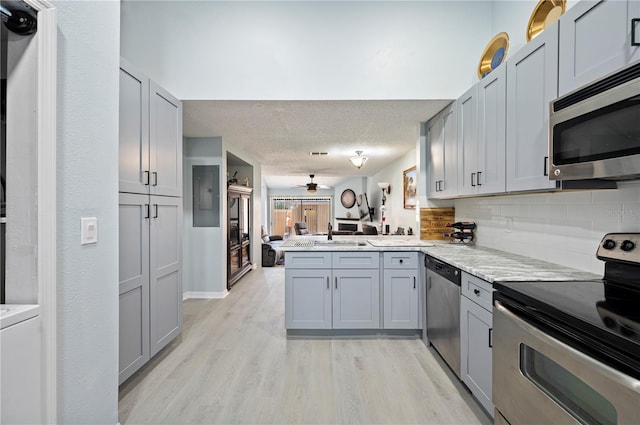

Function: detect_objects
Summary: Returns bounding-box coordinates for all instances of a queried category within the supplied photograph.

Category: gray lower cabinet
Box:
[506,21,558,192]
[149,196,183,356]
[118,193,150,384]
[284,251,381,330]
[285,268,332,329]
[558,0,640,96]
[460,272,494,417]
[383,252,419,329]
[333,269,380,329]
[118,193,183,383]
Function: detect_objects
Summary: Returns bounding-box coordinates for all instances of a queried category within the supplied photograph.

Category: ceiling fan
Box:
[297,174,330,193]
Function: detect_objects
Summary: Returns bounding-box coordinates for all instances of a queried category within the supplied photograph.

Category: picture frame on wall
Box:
[403,166,417,209]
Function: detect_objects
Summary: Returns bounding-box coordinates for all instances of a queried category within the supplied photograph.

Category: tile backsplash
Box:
[454,181,640,275]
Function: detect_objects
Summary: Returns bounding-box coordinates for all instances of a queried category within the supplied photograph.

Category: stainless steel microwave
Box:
[549,61,640,181]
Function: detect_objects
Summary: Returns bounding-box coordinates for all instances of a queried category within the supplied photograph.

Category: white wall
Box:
[455,182,640,275]
[368,149,421,235]
[55,1,120,423]
[120,0,492,100]
[183,138,224,296]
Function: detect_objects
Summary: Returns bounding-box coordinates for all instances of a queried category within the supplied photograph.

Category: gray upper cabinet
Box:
[119,60,149,195]
[149,82,183,197]
[458,65,506,197]
[427,103,458,199]
[506,22,559,192]
[119,59,183,197]
[477,65,506,195]
[559,0,640,97]
[118,193,150,384]
[457,84,479,196]
[149,195,183,357]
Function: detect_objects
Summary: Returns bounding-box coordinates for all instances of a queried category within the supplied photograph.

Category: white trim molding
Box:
[23,0,57,423]
[183,291,229,300]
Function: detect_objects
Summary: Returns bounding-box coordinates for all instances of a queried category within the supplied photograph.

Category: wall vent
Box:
[309,152,328,156]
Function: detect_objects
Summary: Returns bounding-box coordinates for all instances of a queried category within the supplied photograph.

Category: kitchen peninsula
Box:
[282,236,597,334]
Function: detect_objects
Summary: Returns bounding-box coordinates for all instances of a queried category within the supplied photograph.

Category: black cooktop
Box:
[495,278,640,379]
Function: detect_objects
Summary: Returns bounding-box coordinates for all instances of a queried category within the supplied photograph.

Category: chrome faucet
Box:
[328,222,333,240]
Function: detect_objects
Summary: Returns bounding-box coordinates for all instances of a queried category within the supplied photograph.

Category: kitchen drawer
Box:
[383,252,418,269]
[285,252,332,269]
[461,271,493,311]
[332,252,379,269]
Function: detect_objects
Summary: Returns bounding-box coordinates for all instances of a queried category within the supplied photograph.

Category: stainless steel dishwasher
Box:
[426,255,461,378]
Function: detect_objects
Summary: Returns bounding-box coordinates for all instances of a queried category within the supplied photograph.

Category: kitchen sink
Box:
[313,240,368,246]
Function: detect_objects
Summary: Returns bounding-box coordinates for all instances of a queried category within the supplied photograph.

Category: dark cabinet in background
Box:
[228,184,252,289]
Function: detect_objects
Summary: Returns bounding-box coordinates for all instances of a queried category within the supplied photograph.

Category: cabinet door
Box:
[285,269,332,329]
[477,65,506,195]
[149,196,183,356]
[506,23,558,192]
[119,60,149,195]
[559,0,640,96]
[118,193,150,384]
[457,84,479,196]
[461,296,494,417]
[383,269,419,329]
[333,269,380,329]
[149,81,183,197]
[441,104,458,198]
[427,113,444,199]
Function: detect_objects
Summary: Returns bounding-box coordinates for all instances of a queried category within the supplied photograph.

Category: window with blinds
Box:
[270,196,332,237]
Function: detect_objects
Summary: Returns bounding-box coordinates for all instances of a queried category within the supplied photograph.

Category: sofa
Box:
[261,227,284,267]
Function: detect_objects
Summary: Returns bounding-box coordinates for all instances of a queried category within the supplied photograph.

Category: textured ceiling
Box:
[183,100,451,188]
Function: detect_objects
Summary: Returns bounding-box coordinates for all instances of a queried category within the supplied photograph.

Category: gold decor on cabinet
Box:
[526,0,566,42]
[477,32,509,79]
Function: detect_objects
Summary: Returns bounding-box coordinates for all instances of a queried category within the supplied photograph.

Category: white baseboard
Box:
[183,291,228,300]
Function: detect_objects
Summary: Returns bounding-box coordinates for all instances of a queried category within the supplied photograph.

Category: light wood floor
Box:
[119,267,492,425]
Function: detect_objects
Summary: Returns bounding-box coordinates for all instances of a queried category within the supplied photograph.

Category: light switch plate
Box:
[81,217,98,245]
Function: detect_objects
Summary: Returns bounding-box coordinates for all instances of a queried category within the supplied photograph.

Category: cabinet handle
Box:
[143,171,150,185]
[153,204,158,218]
[413,277,416,289]
[543,156,549,176]
[477,171,482,186]
[489,328,493,348]
[144,204,150,219]
[152,171,158,186]
[335,277,338,289]
[327,277,329,290]
[632,18,640,46]
[399,259,404,264]
[473,288,480,296]
[471,172,476,187]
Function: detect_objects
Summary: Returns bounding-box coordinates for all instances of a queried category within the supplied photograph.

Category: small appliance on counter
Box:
[444,221,476,244]
[493,233,640,424]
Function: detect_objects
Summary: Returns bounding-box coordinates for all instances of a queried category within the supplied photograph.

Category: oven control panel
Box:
[597,233,640,264]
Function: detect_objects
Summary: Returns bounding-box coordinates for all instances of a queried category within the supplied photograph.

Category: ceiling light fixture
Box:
[349,150,368,169]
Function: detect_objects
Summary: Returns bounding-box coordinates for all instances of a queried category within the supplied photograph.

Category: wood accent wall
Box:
[420,207,455,240]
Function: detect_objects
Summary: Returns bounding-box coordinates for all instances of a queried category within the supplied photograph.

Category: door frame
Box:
[22,0,58,423]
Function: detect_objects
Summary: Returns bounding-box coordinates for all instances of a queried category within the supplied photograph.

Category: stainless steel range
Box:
[493,233,640,425]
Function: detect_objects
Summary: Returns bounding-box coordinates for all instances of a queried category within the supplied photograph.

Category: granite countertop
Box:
[423,244,600,283]
[280,236,600,283]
